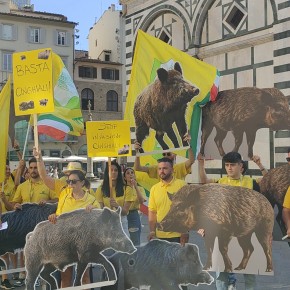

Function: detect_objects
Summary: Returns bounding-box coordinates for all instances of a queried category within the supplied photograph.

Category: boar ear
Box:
[102,207,113,220]
[157,68,168,83]
[174,62,182,75]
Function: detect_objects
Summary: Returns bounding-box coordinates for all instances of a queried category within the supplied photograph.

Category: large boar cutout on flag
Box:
[124,30,219,191]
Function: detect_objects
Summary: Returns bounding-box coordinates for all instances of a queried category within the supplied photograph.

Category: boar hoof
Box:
[139,147,144,153]
[234,266,244,271]
[224,267,233,273]
[266,267,273,272]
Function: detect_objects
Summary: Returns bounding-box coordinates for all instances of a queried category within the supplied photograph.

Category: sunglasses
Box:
[286,157,290,162]
[66,179,81,185]
[162,152,172,157]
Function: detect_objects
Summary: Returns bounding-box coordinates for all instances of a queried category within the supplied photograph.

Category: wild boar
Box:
[0,203,57,255]
[260,164,290,235]
[101,239,214,290]
[260,164,290,206]
[134,62,200,153]
[200,87,290,158]
[24,207,136,290]
[158,183,274,273]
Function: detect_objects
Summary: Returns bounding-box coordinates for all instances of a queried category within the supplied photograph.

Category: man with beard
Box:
[148,157,188,244]
[7,157,58,210]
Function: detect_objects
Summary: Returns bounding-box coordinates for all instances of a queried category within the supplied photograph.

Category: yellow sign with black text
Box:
[86,120,132,157]
[13,48,54,116]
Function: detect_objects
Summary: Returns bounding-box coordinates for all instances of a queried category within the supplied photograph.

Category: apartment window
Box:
[101,68,119,80]
[106,90,118,112]
[0,24,17,40]
[56,31,69,46]
[105,54,110,62]
[28,27,45,43]
[2,51,12,72]
[81,88,94,110]
[79,66,97,79]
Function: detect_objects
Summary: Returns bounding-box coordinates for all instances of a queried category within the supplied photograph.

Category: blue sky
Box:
[34,0,122,50]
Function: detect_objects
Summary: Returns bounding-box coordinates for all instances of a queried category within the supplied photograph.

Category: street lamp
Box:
[86,100,94,178]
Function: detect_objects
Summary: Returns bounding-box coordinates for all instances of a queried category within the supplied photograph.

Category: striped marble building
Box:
[120,0,290,182]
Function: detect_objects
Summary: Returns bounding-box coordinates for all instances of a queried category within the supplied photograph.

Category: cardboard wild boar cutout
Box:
[200,87,290,160]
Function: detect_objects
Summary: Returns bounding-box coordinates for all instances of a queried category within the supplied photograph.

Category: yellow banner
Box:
[86,120,132,157]
[0,77,11,183]
[13,48,54,116]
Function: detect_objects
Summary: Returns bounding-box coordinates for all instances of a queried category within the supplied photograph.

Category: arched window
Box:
[106,90,118,111]
[81,88,94,110]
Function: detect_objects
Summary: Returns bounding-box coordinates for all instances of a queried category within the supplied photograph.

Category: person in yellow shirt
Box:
[0,161,25,289]
[198,152,258,290]
[123,167,146,246]
[47,170,99,288]
[95,160,135,238]
[7,158,58,211]
[148,157,188,243]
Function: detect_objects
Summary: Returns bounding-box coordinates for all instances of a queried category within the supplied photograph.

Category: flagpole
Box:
[108,157,112,198]
[22,123,30,159]
[86,101,94,178]
[33,114,39,151]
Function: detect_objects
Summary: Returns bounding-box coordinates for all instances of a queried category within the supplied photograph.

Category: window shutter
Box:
[39,28,46,43]
[65,32,70,46]
[12,25,17,40]
[115,69,119,80]
[0,24,3,40]
[79,66,84,77]
[27,27,33,43]
[54,31,58,45]
[93,68,97,78]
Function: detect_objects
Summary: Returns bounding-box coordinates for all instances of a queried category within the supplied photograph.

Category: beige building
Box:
[0,0,77,162]
[120,0,290,179]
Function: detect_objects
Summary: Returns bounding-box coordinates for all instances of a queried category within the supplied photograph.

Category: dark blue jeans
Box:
[127,210,141,246]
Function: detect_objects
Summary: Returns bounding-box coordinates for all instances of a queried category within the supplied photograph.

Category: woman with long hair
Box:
[95,160,135,236]
[123,167,146,246]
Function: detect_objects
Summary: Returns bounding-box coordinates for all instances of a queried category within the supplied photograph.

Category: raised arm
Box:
[252,155,268,176]
[197,153,214,184]
[33,147,56,191]
[134,142,149,173]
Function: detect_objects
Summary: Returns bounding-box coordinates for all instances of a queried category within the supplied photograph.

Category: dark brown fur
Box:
[200,87,290,158]
[134,62,199,152]
[260,164,290,206]
[158,183,274,273]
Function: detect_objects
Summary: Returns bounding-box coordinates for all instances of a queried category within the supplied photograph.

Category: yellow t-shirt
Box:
[147,162,190,180]
[129,186,146,211]
[283,186,290,209]
[216,176,254,189]
[56,188,100,216]
[95,185,135,209]
[12,179,58,204]
[1,176,16,213]
[55,178,67,195]
[148,178,186,238]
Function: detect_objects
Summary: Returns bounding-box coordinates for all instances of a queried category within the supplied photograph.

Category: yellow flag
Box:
[0,77,11,183]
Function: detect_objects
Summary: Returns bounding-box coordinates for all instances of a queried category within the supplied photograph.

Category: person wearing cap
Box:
[134,133,195,182]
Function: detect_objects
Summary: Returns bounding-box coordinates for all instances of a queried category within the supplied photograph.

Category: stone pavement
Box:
[6,213,290,290]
